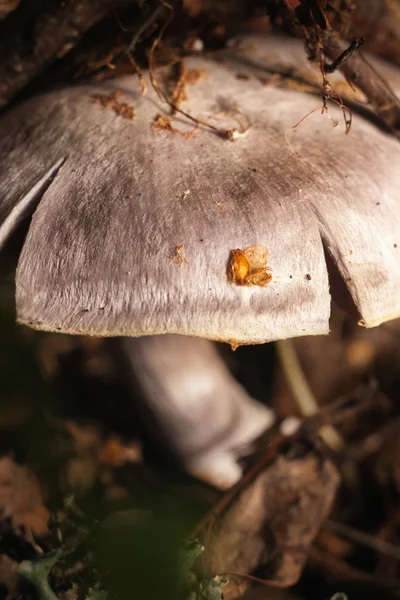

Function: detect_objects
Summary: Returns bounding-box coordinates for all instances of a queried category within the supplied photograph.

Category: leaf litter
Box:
[3,292,400,599]
[93,91,135,120]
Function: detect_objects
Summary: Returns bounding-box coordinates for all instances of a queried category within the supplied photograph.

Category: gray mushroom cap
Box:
[1,35,400,345]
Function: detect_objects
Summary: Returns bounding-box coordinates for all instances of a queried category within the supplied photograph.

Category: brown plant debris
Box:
[0,0,19,20]
[126,52,148,96]
[284,1,400,137]
[152,113,174,132]
[228,244,272,287]
[185,67,208,85]
[147,2,238,141]
[170,61,189,109]
[314,37,353,135]
[196,437,339,598]
[321,31,400,137]
[324,35,365,74]
[151,113,198,138]
[93,90,135,120]
[172,244,188,266]
[0,457,49,538]
[284,0,329,30]
[168,62,209,109]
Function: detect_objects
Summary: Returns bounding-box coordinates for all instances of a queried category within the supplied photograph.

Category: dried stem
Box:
[276,339,344,451]
[147,0,244,140]
[324,520,400,561]
[322,31,400,137]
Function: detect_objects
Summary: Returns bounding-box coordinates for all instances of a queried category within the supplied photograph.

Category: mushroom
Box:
[110,335,274,488]
[1,34,400,486]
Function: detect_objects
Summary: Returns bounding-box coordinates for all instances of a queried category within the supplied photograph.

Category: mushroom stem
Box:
[110,335,275,490]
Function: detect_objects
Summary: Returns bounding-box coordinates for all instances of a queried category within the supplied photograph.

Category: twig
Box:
[124,3,164,56]
[324,520,400,562]
[219,569,287,589]
[310,545,400,590]
[285,31,354,152]
[321,31,400,137]
[147,0,246,140]
[276,339,344,451]
[325,36,365,74]
[83,4,164,82]
[126,51,147,95]
[316,35,352,134]
[285,104,326,156]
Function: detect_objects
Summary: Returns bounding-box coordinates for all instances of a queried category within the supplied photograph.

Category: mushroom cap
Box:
[1,35,400,345]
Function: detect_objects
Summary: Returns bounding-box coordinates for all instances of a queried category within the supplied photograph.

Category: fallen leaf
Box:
[0,457,49,537]
[197,441,339,598]
[0,554,19,597]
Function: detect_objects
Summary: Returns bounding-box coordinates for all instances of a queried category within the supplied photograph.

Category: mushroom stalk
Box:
[110,335,275,489]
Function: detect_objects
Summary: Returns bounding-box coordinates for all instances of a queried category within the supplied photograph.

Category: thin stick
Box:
[322,31,400,137]
[220,570,289,589]
[285,104,325,156]
[316,36,352,134]
[147,1,246,140]
[310,545,400,590]
[325,36,365,74]
[126,51,148,95]
[276,339,344,451]
[124,4,164,55]
[324,520,400,562]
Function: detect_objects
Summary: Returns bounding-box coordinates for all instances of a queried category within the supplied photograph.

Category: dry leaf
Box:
[0,554,19,597]
[198,442,339,598]
[0,457,49,537]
